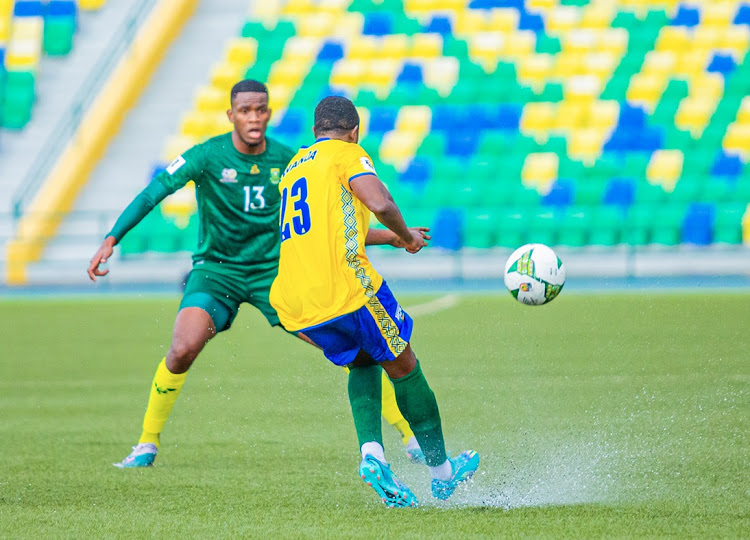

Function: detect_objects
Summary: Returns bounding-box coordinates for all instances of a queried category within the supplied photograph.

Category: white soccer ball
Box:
[504,243,566,305]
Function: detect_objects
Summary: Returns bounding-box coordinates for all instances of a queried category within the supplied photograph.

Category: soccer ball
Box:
[504,244,566,305]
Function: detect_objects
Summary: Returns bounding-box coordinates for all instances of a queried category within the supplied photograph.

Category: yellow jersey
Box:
[269,138,384,331]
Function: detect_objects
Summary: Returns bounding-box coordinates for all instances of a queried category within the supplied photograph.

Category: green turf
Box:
[0,293,747,537]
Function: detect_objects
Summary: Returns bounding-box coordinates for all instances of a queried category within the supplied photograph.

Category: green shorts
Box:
[180,260,280,332]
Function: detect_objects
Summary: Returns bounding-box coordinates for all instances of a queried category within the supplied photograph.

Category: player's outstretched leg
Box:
[359,454,419,508]
[430,450,480,500]
[114,307,215,468]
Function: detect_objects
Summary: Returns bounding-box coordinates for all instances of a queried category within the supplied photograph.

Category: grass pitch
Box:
[0,292,747,537]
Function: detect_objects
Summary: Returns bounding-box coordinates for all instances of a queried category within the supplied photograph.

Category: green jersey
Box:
[109,133,295,267]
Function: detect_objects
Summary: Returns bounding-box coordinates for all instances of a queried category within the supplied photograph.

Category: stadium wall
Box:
[5,0,200,285]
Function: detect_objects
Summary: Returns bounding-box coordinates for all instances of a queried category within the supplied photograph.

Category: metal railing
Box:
[11,0,158,221]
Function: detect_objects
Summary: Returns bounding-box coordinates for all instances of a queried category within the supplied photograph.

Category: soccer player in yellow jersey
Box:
[270,96,479,507]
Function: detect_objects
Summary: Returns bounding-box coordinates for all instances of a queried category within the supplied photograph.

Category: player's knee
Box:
[167,338,203,371]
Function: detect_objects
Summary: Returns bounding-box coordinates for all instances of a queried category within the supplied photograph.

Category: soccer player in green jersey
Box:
[88,80,423,468]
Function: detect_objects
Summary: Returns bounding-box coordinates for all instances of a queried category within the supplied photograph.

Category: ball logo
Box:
[519,283,531,292]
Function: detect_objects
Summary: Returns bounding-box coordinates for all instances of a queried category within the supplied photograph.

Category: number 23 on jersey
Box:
[279,177,311,241]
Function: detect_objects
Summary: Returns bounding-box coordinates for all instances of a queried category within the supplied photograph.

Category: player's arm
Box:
[350,174,427,254]
[88,150,201,281]
[365,227,431,247]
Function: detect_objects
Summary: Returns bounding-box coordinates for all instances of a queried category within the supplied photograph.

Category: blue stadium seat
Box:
[446,131,479,157]
[431,104,456,131]
[671,5,700,27]
[518,10,544,32]
[711,151,743,177]
[400,157,432,185]
[542,179,575,207]
[317,41,344,62]
[397,63,423,84]
[47,0,77,17]
[735,4,750,25]
[603,177,636,207]
[13,1,44,16]
[707,54,736,75]
[276,109,306,135]
[368,106,397,133]
[424,16,452,35]
[493,104,521,131]
[362,12,393,36]
[682,202,715,244]
[432,208,464,250]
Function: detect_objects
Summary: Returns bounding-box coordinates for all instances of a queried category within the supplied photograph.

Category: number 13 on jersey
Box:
[280,177,311,242]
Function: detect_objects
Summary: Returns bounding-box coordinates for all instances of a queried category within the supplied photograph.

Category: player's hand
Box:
[402,228,429,254]
[87,236,116,281]
[391,227,430,249]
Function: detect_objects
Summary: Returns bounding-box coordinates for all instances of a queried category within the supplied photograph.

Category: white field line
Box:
[405,294,460,317]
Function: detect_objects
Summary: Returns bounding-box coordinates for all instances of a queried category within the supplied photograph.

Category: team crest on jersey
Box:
[269,168,281,184]
[250,164,261,175]
[360,157,376,174]
[220,168,238,183]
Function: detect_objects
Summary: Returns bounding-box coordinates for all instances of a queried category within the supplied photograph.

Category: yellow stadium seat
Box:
[675,97,715,136]
[362,59,400,88]
[674,49,710,79]
[330,59,365,88]
[225,38,257,66]
[194,86,226,113]
[647,150,683,192]
[641,50,677,76]
[565,75,601,104]
[564,29,598,54]
[266,83,294,111]
[282,36,322,61]
[295,13,336,37]
[702,2,735,27]
[430,0,466,12]
[78,0,107,10]
[488,8,519,32]
[551,51,584,79]
[317,0,350,13]
[568,128,606,165]
[584,51,618,82]
[587,100,619,131]
[180,111,217,139]
[282,0,314,15]
[693,26,723,51]
[268,61,308,86]
[162,186,197,228]
[380,34,410,59]
[329,12,364,42]
[521,102,556,141]
[0,18,9,43]
[527,0,557,14]
[348,36,380,59]
[454,10,487,35]
[379,131,423,169]
[546,6,581,35]
[553,101,586,131]
[735,97,750,125]
[504,30,536,59]
[655,26,690,53]
[721,25,750,60]
[395,105,432,133]
[10,17,43,40]
[689,73,724,101]
[410,33,442,58]
[356,106,370,138]
[161,135,197,163]
[521,153,558,194]
[423,57,459,96]
[468,32,504,66]
[517,53,553,90]
[597,28,628,56]
[626,73,667,110]
[580,4,614,29]
[723,124,750,157]
[210,61,246,93]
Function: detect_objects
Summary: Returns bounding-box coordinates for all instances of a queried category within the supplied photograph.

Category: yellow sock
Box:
[138,358,187,447]
[380,369,415,445]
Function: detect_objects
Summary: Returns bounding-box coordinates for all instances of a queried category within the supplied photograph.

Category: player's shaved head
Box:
[230,79,268,105]
[314,96,360,137]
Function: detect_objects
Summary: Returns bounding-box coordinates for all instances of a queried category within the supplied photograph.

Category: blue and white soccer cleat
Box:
[431,450,480,500]
[113,443,158,468]
[359,455,419,508]
[405,446,426,465]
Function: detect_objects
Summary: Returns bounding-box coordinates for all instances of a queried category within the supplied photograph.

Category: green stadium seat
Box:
[649,205,685,245]
[495,209,526,248]
[589,206,623,246]
[43,17,76,55]
[464,209,497,249]
[558,206,591,247]
[713,205,745,244]
[527,209,558,247]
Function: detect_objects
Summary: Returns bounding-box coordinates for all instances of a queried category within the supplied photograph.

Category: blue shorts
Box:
[301,282,413,367]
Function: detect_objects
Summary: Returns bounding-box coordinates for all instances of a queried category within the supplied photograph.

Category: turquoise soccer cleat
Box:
[359,455,419,508]
[431,450,480,500]
[113,443,158,468]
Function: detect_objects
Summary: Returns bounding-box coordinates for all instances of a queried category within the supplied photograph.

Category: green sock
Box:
[391,360,447,467]
[348,364,383,448]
